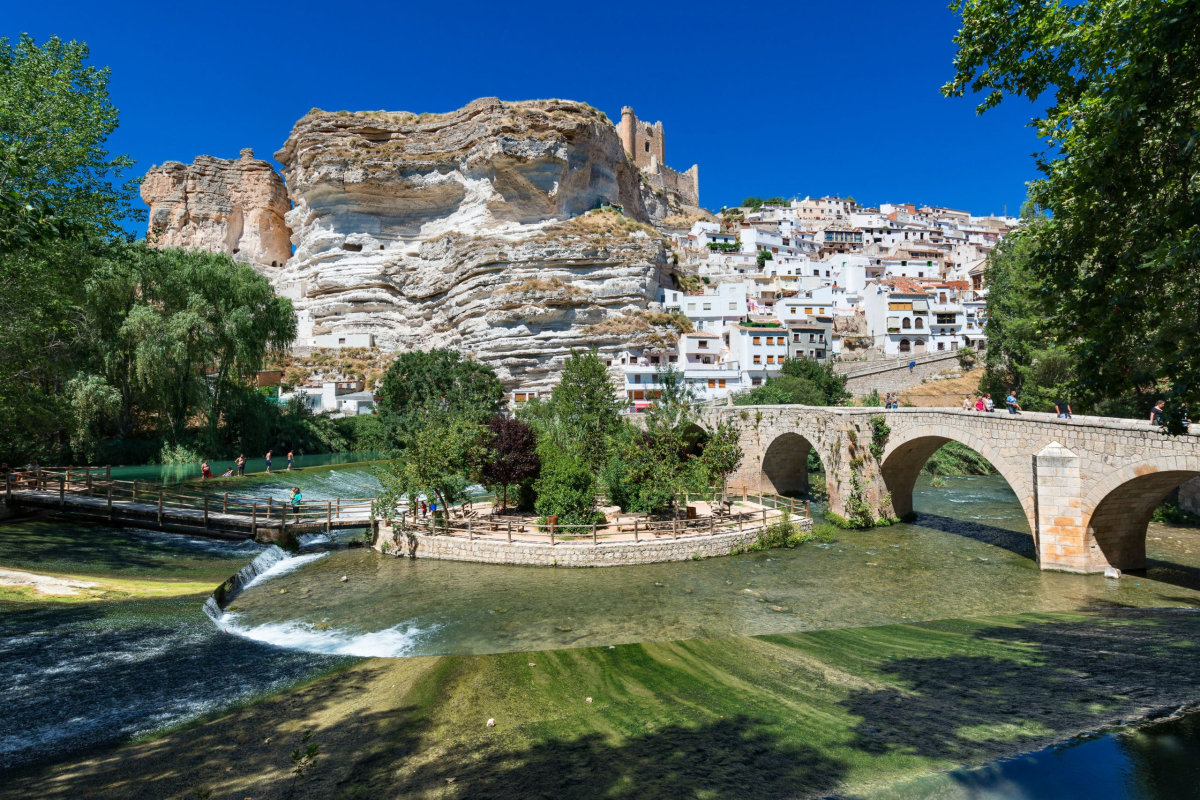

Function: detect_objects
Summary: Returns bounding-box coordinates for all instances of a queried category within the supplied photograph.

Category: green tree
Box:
[735,375,824,406]
[780,357,850,405]
[378,349,504,446]
[944,0,1200,431]
[533,443,603,526]
[376,409,485,522]
[546,348,625,467]
[756,250,773,268]
[645,363,699,432]
[695,419,744,503]
[0,34,140,238]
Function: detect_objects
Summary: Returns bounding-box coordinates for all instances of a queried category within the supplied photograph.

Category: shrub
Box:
[534,447,604,526]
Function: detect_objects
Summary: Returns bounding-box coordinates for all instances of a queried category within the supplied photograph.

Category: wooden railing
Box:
[383,486,811,548]
[4,467,374,534]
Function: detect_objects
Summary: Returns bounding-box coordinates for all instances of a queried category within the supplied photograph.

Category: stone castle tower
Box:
[616,107,699,207]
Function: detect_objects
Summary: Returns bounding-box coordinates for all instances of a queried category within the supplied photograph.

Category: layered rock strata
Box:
[141,149,291,270]
[274,98,671,388]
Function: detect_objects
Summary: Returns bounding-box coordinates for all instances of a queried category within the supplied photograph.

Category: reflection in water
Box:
[866,711,1200,799]
[223,475,1200,657]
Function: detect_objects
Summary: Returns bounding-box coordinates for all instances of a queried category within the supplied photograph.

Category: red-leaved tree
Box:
[477,415,539,512]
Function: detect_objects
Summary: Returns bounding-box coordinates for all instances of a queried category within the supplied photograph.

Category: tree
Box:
[696,419,744,503]
[378,349,505,446]
[756,250,773,268]
[533,443,603,526]
[477,415,539,512]
[944,0,1200,431]
[735,375,824,406]
[546,348,625,467]
[0,34,140,238]
[645,363,698,433]
[376,409,485,523]
[603,425,682,515]
[780,358,850,405]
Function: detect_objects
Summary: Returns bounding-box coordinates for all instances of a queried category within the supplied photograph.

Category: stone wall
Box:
[641,162,700,209]
[372,518,810,567]
[836,350,966,396]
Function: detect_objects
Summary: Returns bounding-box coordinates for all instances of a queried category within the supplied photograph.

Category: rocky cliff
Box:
[141,149,291,269]
[273,98,672,389]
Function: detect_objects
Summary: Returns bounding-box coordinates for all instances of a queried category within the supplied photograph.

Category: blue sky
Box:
[6,0,1041,227]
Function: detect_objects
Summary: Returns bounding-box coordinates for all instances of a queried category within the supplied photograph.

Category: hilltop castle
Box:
[617,107,699,208]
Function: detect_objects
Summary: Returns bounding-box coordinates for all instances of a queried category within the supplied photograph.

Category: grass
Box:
[9,609,1200,799]
[499,276,587,297]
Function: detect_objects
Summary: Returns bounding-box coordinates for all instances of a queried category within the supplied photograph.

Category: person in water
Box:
[265,450,272,474]
[290,487,303,522]
[287,450,294,471]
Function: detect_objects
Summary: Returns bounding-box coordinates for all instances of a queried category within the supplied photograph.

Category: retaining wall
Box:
[837,350,966,396]
[372,518,812,567]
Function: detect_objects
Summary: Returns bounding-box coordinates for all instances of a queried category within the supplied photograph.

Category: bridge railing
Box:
[3,467,376,532]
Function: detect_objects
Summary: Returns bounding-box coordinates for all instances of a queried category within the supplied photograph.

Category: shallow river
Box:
[3,461,1200,791]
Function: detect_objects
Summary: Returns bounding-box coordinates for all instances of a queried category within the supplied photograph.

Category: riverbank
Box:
[6,608,1199,799]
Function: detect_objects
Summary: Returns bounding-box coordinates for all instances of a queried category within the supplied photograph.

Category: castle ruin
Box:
[617,107,700,208]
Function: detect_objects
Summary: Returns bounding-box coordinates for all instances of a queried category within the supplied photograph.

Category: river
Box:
[2,459,1199,796]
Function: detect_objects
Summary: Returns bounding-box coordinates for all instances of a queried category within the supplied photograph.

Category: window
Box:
[816,350,826,359]
[805,307,813,314]
[902,318,911,329]
[753,355,762,364]
[752,377,763,387]
[793,333,801,342]
[338,338,346,346]
[708,379,716,389]
[668,355,677,362]
[818,334,824,342]
[753,336,761,345]
[767,355,775,364]
[702,356,712,364]
[936,313,956,325]
[605,360,612,366]
[698,340,708,349]
[687,303,696,311]
[644,142,650,153]
[719,379,726,388]
[650,356,659,364]
[915,318,924,329]
[633,374,641,384]
[729,302,736,310]
[899,338,911,353]
[937,342,945,351]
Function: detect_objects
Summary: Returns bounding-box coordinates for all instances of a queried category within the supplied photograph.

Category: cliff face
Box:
[141,149,291,269]
[274,98,669,389]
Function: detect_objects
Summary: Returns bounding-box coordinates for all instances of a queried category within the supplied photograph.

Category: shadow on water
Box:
[905,513,1036,560]
[838,610,1200,766]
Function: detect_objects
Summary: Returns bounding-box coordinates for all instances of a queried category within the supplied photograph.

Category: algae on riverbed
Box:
[6,609,1199,799]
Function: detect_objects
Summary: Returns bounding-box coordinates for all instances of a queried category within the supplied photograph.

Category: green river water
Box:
[3,459,1200,796]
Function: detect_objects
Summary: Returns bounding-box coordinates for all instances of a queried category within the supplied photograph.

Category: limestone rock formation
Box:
[274,98,671,389]
[141,149,291,270]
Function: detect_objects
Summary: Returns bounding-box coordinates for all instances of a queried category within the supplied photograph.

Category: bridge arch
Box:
[1081,457,1200,571]
[760,431,828,496]
[879,426,1034,531]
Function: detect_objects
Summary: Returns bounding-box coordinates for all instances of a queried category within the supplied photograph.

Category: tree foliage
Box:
[780,358,850,405]
[544,348,625,468]
[735,375,824,406]
[945,0,1200,431]
[477,415,540,512]
[533,444,604,526]
[378,349,505,445]
[376,409,485,521]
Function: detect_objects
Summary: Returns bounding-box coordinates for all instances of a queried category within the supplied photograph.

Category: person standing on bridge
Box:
[265,450,272,474]
[1006,392,1022,414]
[1055,398,1073,419]
[962,395,973,411]
[984,394,995,412]
[236,454,245,477]
[975,396,986,412]
[290,487,302,522]
[1151,400,1166,426]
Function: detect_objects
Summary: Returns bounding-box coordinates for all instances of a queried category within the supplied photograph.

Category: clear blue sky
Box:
[6,0,1040,227]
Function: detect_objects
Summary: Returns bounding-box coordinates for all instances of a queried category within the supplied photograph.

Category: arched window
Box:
[914,317,924,329]
[899,339,911,353]
[902,318,911,329]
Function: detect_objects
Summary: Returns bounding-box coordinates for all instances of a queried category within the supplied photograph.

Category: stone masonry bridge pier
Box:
[696,406,1200,574]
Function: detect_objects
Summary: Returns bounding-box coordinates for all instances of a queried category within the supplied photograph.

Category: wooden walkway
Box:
[4,467,374,542]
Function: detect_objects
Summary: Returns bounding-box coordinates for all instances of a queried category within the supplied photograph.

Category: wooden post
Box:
[742,485,746,502]
[66,468,72,490]
[267,496,273,521]
[738,512,743,533]
[158,492,163,526]
[327,500,332,533]
[790,497,795,514]
[634,520,639,543]
[672,514,678,540]
[106,465,111,482]
[107,482,113,520]
[336,498,341,518]
[87,469,92,492]
[132,480,138,501]
[805,500,811,518]
[592,523,597,545]
[59,477,65,508]
[709,513,715,536]
[251,502,258,538]
[203,497,209,530]
[762,507,767,525]
[507,521,512,544]
[550,521,555,545]
[223,493,228,513]
[468,519,473,540]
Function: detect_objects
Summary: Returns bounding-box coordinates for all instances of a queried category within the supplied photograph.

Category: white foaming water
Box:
[240,552,328,590]
[216,615,432,658]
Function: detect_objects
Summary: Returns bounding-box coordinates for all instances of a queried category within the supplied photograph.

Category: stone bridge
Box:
[695,405,1200,574]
